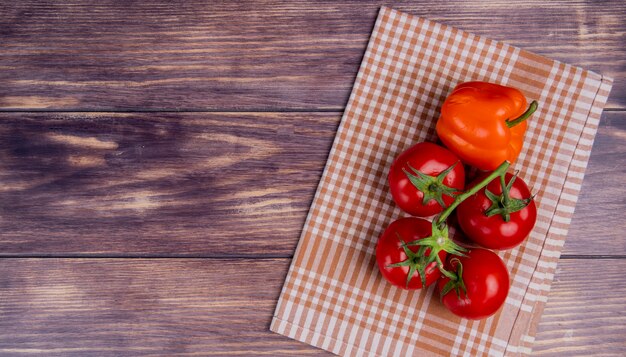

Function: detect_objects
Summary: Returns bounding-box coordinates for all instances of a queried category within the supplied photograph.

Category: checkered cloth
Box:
[271,7,612,356]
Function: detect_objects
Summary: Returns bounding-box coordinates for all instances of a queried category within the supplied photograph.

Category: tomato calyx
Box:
[402,161,460,208]
[386,233,432,288]
[484,173,534,222]
[439,258,467,301]
[408,220,465,281]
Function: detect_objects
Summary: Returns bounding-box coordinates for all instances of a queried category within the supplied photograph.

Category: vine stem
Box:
[500,174,510,206]
[435,161,511,227]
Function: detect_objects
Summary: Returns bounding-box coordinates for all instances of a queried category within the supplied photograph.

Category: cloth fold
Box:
[271,7,612,356]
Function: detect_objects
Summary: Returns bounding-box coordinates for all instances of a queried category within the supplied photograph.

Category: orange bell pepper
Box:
[435,82,538,170]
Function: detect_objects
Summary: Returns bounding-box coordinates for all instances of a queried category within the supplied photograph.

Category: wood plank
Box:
[0,112,338,255]
[0,258,327,356]
[534,258,626,355]
[563,112,626,256]
[1,1,623,110]
[0,258,623,355]
[1,112,624,256]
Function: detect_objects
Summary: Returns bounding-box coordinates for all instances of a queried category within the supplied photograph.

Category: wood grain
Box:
[563,112,626,256]
[0,258,622,356]
[1,112,623,256]
[1,1,624,110]
[0,258,325,356]
[0,112,337,256]
[534,258,626,355]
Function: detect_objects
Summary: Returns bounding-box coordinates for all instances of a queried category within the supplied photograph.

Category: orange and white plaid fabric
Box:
[271,7,612,356]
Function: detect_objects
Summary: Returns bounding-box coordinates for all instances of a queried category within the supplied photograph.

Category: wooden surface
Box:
[0,112,337,256]
[0,1,624,356]
[1,259,624,356]
[2,1,625,110]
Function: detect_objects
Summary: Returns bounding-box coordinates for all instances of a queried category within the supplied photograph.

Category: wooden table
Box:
[1,2,624,355]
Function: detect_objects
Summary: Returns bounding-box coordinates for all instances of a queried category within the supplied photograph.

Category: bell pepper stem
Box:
[506,100,538,128]
[436,161,511,227]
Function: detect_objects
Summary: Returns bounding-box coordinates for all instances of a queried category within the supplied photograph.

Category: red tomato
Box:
[376,217,446,289]
[457,172,537,250]
[388,142,465,217]
[437,248,510,319]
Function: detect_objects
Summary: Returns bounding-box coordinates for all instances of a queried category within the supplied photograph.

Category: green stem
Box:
[436,254,457,280]
[500,174,510,206]
[436,161,511,227]
[506,100,538,128]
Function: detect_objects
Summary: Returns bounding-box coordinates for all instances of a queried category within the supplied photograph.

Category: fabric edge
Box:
[518,75,614,356]
[271,315,373,356]
[268,5,391,351]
